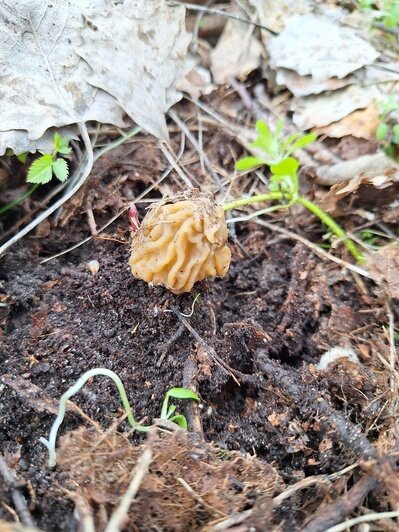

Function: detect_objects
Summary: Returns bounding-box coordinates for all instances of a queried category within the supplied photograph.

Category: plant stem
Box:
[223,193,364,263]
[297,197,364,264]
[40,368,149,468]
[222,192,285,211]
[0,183,40,216]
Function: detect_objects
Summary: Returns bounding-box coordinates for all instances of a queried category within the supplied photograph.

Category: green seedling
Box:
[1,133,72,217]
[229,120,364,263]
[359,0,399,28]
[160,387,200,429]
[27,132,71,185]
[376,97,399,160]
[40,368,199,467]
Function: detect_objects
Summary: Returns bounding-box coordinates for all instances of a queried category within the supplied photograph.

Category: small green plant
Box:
[376,96,399,160]
[0,133,72,217]
[359,0,399,28]
[40,368,199,467]
[27,132,71,184]
[228,120,364,263]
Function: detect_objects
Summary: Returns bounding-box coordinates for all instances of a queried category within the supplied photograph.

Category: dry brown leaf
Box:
[366,247,399,300]
[315,102,380,139]
[319,171,399,216]
[292,85,378,130]
[210,17,263,85]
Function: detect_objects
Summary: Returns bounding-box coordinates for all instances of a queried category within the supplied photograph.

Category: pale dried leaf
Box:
[177,57,215,99]
[0,128,78,156]
[78,1,191,140]
[276,69,351,97]
[292,85,378,130]
[0,0,190,154]
[210,17,263,85]
[315,102,380,139]
[316,152,399,186]
[268,14,378,81]
[248,0,310,33]
[366,247,399,300]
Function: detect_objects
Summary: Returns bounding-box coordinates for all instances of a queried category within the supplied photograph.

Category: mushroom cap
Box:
[129,191,231,294]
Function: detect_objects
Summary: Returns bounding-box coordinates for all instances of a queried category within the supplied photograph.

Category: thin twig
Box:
[104,434,154,532]
[168,110,222,188]
[167,1,276,34]
[40,163,175,264]
[171,308,240,385]
[251,218,373,279]
[159,141,193,189]
[0,454,36,528]
[325,509,399,532]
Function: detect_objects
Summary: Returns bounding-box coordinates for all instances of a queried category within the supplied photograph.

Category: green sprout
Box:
[376,97,399,160]
[40,368,199,467]
[27,132,71,184]
[0,133,72,217]
[227,120,364,264]
[359,0,399,28]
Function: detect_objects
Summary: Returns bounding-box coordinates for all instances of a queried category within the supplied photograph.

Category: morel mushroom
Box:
[129,191,231,294]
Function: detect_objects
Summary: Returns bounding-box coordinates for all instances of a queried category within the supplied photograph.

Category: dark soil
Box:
[0,204,394,530]
[0,121,397,530]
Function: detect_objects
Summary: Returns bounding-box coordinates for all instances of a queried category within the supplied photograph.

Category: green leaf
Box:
[52,158,69,182]
[270,157,299,176]
[392,124,399,144]
[165,388,199,401]
[289,133,317,152]
[235,156,264,171]
[53,132,72,155]
[166,404,177,419]
[53,132,61,152]
[169,414,188,430]
[27,154,53,184]
[275,118,285,137]
[255,120,270,137]
[376,123,389,141]
[17,152,29,164]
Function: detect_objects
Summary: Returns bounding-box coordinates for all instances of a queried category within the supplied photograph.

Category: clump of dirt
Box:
[57,426,282,530]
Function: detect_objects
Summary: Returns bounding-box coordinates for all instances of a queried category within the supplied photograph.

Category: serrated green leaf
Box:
[52,158,69,182]
[165,388,199,401]
[376,123,389,141]
[27,154,53,184]
[235,156,264,171]
[270,157,299,176]
[169,414,188,430]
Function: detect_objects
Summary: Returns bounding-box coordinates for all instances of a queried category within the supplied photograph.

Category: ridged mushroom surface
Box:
[129,192,231,294]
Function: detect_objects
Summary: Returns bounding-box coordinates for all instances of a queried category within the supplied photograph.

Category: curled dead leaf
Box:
[366,246,399,300]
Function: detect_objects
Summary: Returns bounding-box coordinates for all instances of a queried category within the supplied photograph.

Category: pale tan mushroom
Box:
[129,191,231,294]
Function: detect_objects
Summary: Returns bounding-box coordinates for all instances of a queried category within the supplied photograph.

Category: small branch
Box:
[325,510,399,532]
[167,1,276,34]
[302,476,377,532]
[0,454,36,528]
[104,434,154,532]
